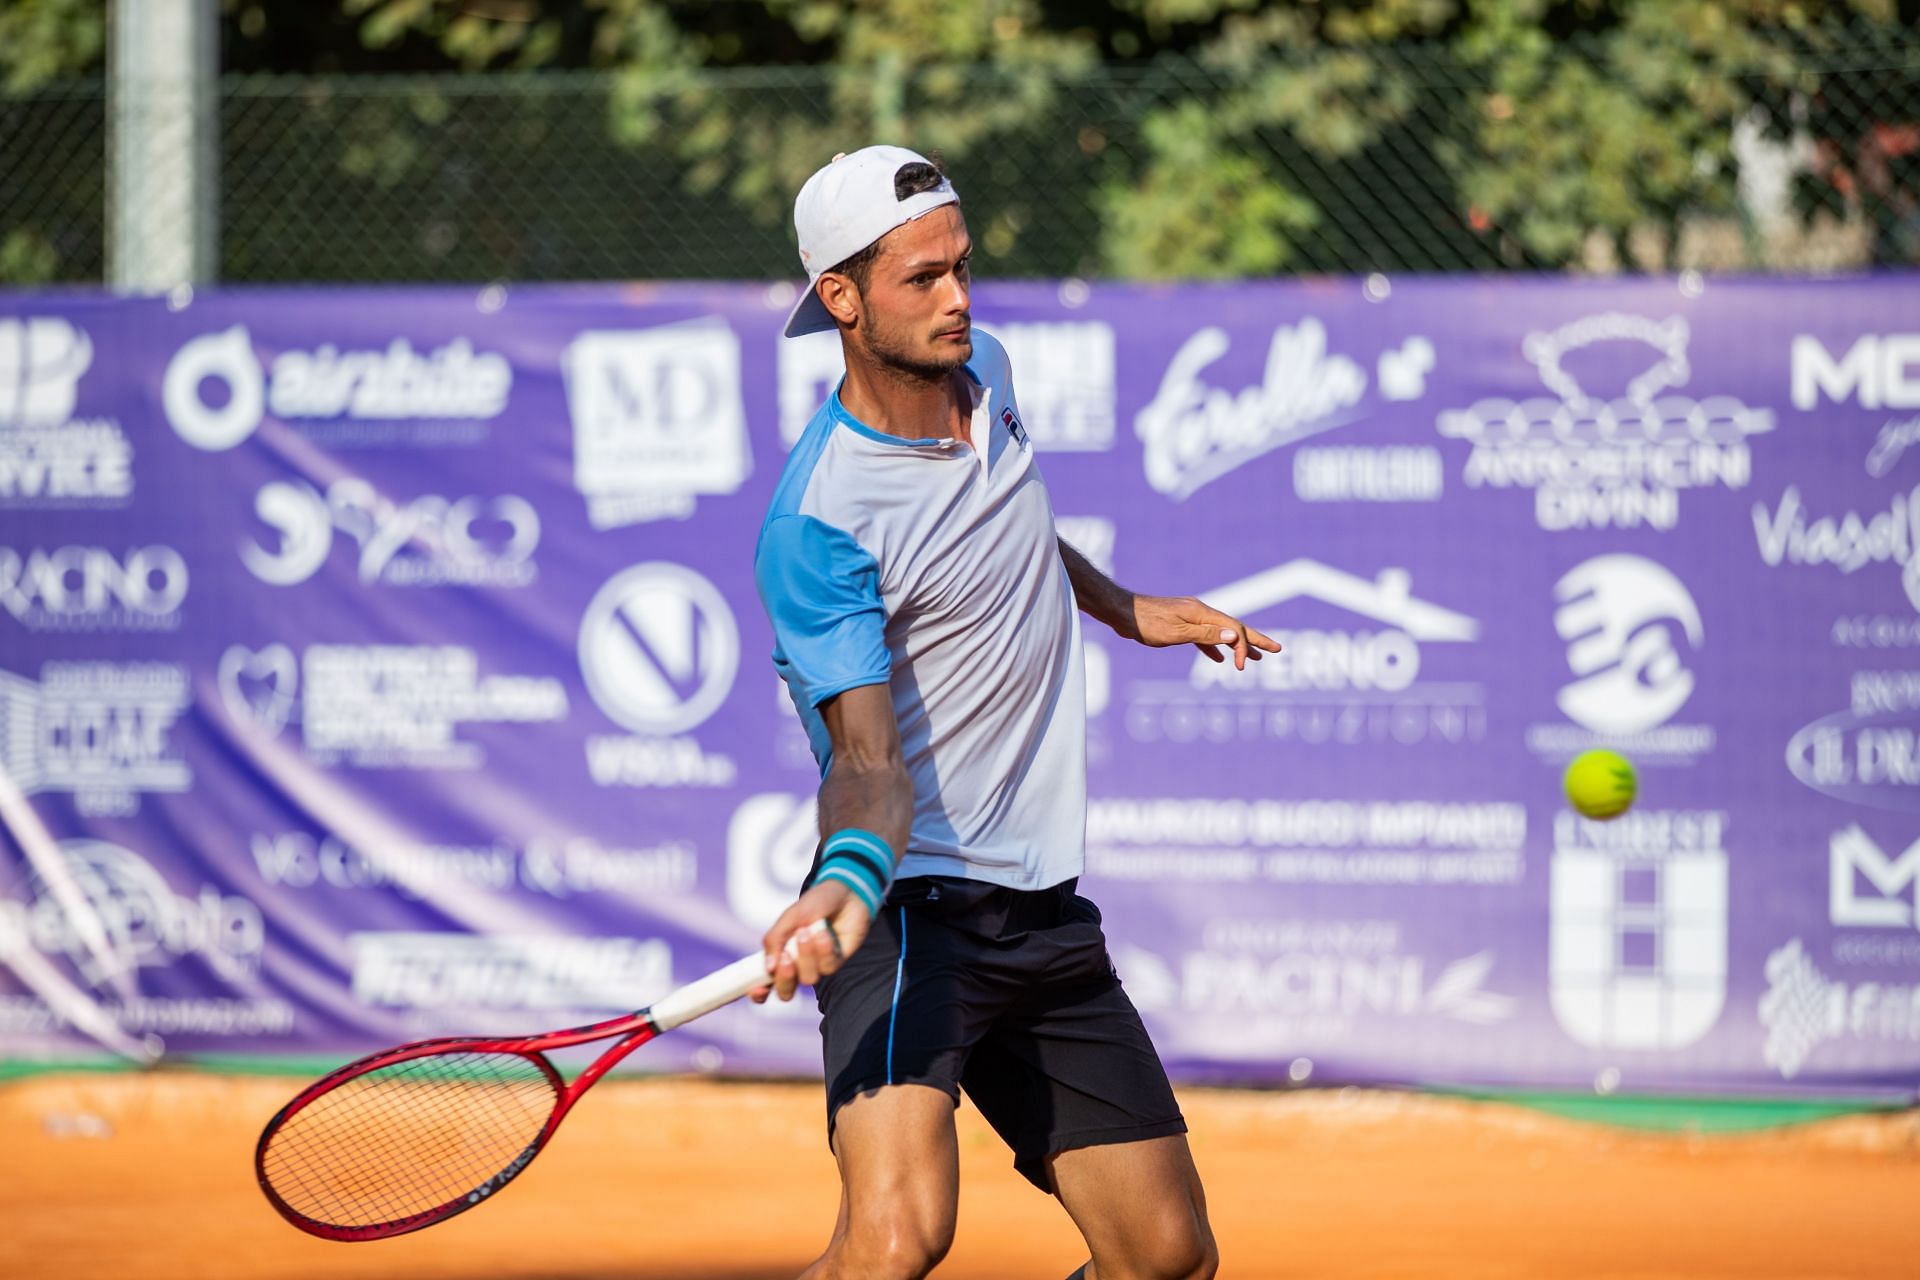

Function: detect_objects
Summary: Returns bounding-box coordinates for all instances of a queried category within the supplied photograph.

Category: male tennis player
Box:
[752,145,1276,1280]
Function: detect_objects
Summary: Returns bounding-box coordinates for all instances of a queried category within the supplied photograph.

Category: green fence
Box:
[4,29,1919,285]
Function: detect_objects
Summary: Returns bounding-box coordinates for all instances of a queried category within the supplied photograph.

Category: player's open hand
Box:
[1131,594,1280,670]
[754,878,872,1003]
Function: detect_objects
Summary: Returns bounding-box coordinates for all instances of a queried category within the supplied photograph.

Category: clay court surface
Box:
[3,1073,1917,1279]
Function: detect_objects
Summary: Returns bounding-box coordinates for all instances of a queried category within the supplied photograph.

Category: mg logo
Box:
[1829,824,1920,928]
[1548,811,1728,1051]
[1792,333,1920,410]
[578,563,738,736]
[0,317,92,428]
[1554,555,1702,735]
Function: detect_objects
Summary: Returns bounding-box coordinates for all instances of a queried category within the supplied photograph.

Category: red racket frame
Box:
[255,943,786,1241]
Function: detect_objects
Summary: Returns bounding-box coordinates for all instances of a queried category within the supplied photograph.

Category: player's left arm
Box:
[1057,537,1280,671]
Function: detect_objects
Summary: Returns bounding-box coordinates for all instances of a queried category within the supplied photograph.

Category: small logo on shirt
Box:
[1002,407,1029,449]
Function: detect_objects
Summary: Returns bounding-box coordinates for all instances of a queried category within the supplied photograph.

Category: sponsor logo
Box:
[726,793,820,931]
[776,322,1120,451]
[1001,406,1028,449]
[1528,555,1713,764]
[241,476,538,588]
[1293,446,1443,503]
[0,545,187,631]
[1436,313,1771,531]
[1791,333,1920,410]
[1085,798,1526,887]
[0,839,265,988]
[1758,938,1920,1079]
[562,319,750,529]
[1829,825,1920,927]
[1788,672,1920,811]
[163,325,511,451]
[0,317,133,506]
[0,663,190,817]
[1753,483,1920,613]
[1123,560,1484,749]
[1864,415,1920,477]
[1117,920,1513,1050]
[1549,809,1728,1051]
[348,933,672,1010]
[1135,319,1371,499]
[580,564,739,788]
[219,642,566,771]
[248,831,694,902]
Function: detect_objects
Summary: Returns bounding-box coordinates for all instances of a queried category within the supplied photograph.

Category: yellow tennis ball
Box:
[1564,749,1636,820]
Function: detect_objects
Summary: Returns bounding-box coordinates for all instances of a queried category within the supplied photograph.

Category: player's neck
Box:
[838,352,972,446]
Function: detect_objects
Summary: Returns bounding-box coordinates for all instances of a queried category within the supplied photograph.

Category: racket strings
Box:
[261,1050,560,1229]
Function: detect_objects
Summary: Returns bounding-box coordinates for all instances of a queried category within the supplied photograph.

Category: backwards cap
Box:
[784,145,960,338]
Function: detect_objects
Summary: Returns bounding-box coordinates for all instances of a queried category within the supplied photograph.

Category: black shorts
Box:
[813,873,1186,1192]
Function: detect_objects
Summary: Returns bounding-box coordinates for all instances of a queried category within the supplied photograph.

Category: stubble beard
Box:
[865,311,971,385]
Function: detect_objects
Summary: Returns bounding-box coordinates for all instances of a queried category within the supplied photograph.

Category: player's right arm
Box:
[751,512,908,1001]
[759,683,913,1001]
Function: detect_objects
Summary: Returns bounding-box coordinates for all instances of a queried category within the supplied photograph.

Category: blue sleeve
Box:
[754,514,891,707]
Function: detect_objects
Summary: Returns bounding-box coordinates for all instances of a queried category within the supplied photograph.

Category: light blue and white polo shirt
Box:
[754,328,1086,891]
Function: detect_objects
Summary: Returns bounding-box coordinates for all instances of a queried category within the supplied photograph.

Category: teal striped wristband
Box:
[816,828,894,918]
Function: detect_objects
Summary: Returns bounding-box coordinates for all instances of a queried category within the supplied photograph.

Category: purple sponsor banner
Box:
[2,277,1917,1098]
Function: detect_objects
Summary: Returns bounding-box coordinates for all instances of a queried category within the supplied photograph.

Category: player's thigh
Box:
[831,1082,961,1249]
[1049,1134,1216,1279]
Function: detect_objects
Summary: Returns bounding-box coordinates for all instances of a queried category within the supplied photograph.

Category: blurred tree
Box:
[3,1,1916,279]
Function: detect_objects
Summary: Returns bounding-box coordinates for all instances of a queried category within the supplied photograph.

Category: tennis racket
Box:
[256,928,825,1241]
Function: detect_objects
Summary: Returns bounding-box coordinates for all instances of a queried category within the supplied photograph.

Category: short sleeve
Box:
[754,514,891,708]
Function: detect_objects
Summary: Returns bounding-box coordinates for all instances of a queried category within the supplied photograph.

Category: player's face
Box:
[857,206,972,380]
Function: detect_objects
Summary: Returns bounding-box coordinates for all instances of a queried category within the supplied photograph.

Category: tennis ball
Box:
[1564,749,1636,820]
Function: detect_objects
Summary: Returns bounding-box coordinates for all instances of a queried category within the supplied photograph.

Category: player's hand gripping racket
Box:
[256,925,831,1240]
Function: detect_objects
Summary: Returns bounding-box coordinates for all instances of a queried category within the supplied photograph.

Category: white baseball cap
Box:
[784,145,960,338]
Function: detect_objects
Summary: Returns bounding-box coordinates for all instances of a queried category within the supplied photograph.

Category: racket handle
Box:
[648,922,830,1032]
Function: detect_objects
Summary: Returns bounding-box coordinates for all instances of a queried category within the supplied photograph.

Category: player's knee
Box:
[1116,1204,1216,1280]
[846,1209,953,1280]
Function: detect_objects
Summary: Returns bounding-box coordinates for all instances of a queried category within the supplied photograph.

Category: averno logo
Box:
[726,793,820,931]
[163,325,512,451]
[1124,559,1483,749]
[0,316,91,428]
[1437,313,1772,532]
[1553,555,1703,735]
[579,563,739,736]
[218,643,299,737]
[0,839,265,988]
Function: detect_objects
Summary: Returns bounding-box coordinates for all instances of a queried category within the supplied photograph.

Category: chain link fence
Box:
[5,27,1919,286]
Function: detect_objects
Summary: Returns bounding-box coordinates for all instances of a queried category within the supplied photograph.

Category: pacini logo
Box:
[163,325,512,451]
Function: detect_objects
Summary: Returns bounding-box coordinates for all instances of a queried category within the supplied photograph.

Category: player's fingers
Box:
[748,982,772,1005]
[1196,641,1225,663]
[1243,621,1281,655]
[771,948,800,1001]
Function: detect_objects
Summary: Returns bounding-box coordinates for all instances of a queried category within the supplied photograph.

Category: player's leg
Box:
[1048,1134,1217,1280]
[801,879,1002,1280]
[960,882,1213,1280]
[800,1083,960,1280]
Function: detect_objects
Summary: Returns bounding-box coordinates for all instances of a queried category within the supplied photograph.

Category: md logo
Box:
[579,563,738,737]
[1792,333,1920,410]
[1554,554,1702,736]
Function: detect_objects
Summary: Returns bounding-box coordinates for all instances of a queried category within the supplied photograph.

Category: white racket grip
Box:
[647,922,829,1032]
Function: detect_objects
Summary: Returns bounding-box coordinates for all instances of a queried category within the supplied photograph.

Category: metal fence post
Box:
[108,0,218,291]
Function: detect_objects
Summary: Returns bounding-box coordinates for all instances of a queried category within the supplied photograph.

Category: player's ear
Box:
[816,273,862,330]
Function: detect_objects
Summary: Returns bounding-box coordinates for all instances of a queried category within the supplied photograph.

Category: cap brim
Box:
[783,282,836,338]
